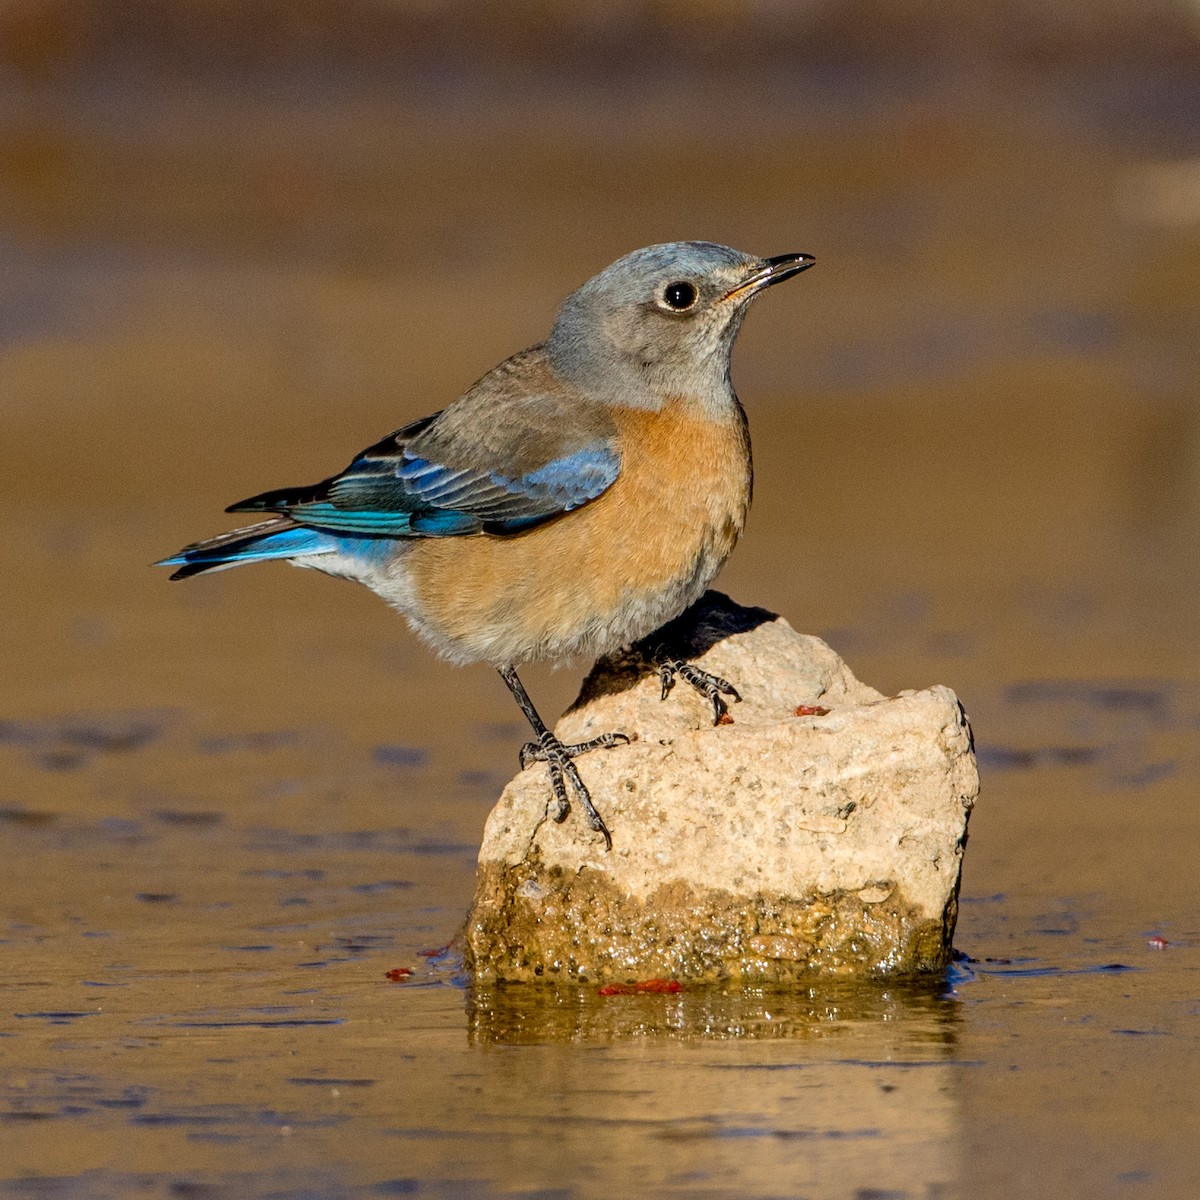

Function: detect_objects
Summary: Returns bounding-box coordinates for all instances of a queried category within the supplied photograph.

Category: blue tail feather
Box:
[157,520,337,580]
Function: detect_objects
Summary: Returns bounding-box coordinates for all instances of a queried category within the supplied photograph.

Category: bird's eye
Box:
[661,281,698,311]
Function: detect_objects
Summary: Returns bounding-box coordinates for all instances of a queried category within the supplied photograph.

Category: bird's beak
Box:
[722,253,816,303]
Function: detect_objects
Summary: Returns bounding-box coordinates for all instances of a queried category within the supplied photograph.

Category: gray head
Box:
[546,241,814,410]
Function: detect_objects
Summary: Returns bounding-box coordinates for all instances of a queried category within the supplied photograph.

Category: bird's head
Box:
[547,241,814,410]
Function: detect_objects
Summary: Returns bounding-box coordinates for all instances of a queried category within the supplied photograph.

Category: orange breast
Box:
[401,398,751,665]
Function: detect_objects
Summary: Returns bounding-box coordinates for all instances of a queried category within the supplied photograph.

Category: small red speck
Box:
[598,978,681,995]
[1148,936,1169,950]
[793,704,831,717]
[716,712,735,726]
[385,967,414,981]
[418,943,451,958]
[635,978,681,993]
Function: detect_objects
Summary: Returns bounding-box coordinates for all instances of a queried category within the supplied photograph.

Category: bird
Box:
[158,241,814,850]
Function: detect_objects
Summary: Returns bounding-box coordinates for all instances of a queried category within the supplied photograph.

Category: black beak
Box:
[723,252,816,301]
[760,252,817,286]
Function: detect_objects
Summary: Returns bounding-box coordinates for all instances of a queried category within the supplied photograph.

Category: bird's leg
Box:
[497,666,622,851]
[653,652,741,725]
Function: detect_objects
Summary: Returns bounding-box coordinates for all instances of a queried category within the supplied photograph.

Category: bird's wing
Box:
[228,360,621,537]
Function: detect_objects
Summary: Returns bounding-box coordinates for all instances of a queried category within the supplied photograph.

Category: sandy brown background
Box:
[0,3,1198,1198]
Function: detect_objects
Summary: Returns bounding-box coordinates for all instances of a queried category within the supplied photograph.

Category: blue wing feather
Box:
[409,510,486,535]
[395,444,617,523]
[232,427,619,538]
[226,362,622,538]
[518,446,619,506]
[283,502,420,534]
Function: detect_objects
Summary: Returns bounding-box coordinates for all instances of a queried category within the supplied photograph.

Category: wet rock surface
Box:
[466,592,979,983]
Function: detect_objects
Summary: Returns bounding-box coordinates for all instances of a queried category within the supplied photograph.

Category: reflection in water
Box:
[460,981,965,1200]
[467,977,961,1046]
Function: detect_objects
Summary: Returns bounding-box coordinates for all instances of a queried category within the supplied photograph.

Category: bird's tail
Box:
[155,518,335,581]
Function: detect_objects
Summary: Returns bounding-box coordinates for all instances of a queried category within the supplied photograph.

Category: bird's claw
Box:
[656,656,741,724]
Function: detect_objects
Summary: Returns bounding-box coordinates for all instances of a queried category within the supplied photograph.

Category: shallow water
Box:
[1,36,1199,1200]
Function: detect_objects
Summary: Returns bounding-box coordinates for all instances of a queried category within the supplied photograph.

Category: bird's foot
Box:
[519,730,631,769]
[519,730,628,852]
[656,656,741,724]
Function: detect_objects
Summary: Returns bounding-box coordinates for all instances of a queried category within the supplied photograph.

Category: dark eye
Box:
[662,281,697,311]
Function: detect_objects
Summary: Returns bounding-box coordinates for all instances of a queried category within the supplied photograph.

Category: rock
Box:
[465,592,978,984]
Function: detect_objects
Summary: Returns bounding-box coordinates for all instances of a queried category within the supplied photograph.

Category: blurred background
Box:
[1,3,1198,1198]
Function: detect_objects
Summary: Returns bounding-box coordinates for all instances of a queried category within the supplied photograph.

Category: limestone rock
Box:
[465,592,978,984]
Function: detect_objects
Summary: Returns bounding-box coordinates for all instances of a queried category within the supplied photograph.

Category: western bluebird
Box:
[159,241,814,849]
